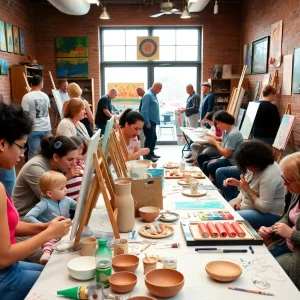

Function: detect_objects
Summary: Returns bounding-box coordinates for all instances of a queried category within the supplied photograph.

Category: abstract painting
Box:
[13,26,20,54]
[0,59,9,75]
[252,36,269,74]
[56,37,88,57]
[19,29,25,55]
[273,114,296,150]
[292,47,300,94]
[243,43,252,74]
[6,23,13,53]
[56,57,88,78]
[270,20,283,67]
[0,20,6,51]
[282,54,293,96]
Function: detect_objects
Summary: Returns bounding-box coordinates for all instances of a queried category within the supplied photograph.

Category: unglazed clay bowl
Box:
[112,254,139,273]
[137,159,152,168]
[205,260,242,282]
[128,297,156,300]
[109,271,137,293]
[139,206,160,222]
[67,256,96,280]
[145,269,184,298]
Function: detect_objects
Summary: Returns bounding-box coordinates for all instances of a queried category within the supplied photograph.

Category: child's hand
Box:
[65,166,82,179]
[46,216,72,239]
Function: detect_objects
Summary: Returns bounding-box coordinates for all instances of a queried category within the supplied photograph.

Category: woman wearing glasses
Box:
[259,152,300,290]
[0,103,72,300]
[224,140,285,228]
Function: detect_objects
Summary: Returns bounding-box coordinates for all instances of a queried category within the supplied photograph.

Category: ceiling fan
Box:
[150,0,182,18]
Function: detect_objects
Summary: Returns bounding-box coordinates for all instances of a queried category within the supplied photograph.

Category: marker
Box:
[195,248,247,253]
[249,245,254,254]
[228,287,275,296]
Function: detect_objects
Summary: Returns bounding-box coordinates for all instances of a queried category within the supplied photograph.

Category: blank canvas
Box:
[240,102,260,139]
[282,54,293,96]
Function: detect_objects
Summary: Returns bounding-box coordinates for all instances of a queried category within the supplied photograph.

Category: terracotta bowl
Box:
[144,269,184,298]
[128,297,156,300]
[109,271,137,293]
[137,159,152,168]
[205,260,242,282]
[139,206,160,222]
[112,254,139,273]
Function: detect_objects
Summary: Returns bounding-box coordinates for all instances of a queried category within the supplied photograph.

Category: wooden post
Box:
[23,72,30,92]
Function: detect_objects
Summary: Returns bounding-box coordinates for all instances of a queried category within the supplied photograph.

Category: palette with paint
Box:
[180,219,264,246]
[198,210,234,221]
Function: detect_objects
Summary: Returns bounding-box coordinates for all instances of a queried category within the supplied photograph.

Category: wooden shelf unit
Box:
[10,65,43,105]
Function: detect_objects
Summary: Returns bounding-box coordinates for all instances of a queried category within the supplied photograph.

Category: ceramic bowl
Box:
[145,269,184,298]
[205,260,242,282]
[139,206,160,222]
[112,254,139,273]
[137,159,152,168]
[128,297,156,300]
[67,256,96,280]
[109,271,137,293]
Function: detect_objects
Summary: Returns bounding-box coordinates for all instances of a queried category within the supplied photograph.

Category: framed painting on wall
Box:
[6,23,13,53]
[292,47,300,94]
[0,20,7,51]
[56,37,88,58]
[13,26,20,54]
[19,29,25,55]
[56,57,88,78]
[243,43,252,74]
[0,59,9,75]
[252,36,270,74]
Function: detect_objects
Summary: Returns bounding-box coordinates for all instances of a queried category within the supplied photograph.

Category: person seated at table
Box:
[227,140,285,228]
[259,152,300,290]
[186,112,222,164]
[24,171,77,265]
[197,110,243,181]
[56,98,90,141]
[119,108,150,161]
[0,103,72,299]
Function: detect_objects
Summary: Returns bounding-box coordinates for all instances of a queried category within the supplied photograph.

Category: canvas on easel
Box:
[102,116,115,153]
[235,108,245,130]
[240,102,260,139]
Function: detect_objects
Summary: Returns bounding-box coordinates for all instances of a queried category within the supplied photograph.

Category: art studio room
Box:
[1,0,300,299]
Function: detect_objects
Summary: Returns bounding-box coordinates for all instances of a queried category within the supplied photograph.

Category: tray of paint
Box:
[180,219,264,246]
[198,210,234,221]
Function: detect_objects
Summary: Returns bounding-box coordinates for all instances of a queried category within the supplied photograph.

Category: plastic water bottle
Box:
[179,157,186,173]
[95,238,112,288]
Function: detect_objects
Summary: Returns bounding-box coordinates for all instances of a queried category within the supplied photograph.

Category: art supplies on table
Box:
[228,287,275,296]
[195,248,248,253]
[182,189,207,197]
[198,210,234,221]
[165,169,205,179]
[159,210,180,222]
[174,201,225,210]
[139,223,174,239]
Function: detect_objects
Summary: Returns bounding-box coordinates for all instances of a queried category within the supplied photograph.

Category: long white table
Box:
[26,170,299,299]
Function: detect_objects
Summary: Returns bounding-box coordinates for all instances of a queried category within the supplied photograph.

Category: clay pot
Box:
[112,254,139,273]
[109,271,137,293]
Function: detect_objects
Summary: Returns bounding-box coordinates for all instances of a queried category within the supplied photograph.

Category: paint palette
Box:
[138,224,174,239]
[198,210,234,221]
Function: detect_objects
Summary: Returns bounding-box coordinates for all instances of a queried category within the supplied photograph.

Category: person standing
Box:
[200,82,215,127]
[58,78,69,103]
[95,88,118,135]
[136,86,146,147]
[178,84,200,128]
[21,75,52,159]
[141,82,163,162]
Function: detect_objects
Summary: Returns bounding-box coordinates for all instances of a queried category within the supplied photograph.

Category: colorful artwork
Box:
[282,54,293,96]
[270,20,283,67]
[56,37,88,57]
[0,20,6,51]
[107,82,143,105]
[243,43,252,74]
[273,114,296,150]
[292,47,300,94]
[0,59,9,75]
[56,57,88,78]
[19,29,25,55]
[174,201,225,210]
[6,23,13,53]
[137,36,159,60]
[13,26,19,54]
[252,36,269,74]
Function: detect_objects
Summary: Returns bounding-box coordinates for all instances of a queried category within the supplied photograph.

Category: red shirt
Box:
[7,192,19,244]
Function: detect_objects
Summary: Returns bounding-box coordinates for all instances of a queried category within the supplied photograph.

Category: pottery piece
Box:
[139,206,160,222]
[205,260,242,282]
[142,256,158,274]
[112,254,139,273]
[128,297,156,300]
[67,256,96,280]
[113,239,129,256]
[109,271,137,293]
[136,159,152,168]
[80,236,97,256]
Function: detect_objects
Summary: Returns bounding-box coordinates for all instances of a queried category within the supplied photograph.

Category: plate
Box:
[182,190,207,197]
[163,162,179,169]
[159,211,179,222]
[205,260,242,282]
[138,225,174,239]
[177,179,200,186]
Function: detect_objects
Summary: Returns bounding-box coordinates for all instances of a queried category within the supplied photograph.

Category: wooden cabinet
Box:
[67,78,96,116]
[208,78,248,110]
[10,65,43,105]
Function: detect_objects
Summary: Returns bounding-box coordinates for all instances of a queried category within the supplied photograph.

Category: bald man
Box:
[141,82,163,162]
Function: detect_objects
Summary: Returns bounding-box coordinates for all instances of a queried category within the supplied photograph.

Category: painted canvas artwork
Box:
[273,114,296,150]
[56,57,88,78]
[107,82,143,105]
[282,54,293,96]
[6,23,13,53]
[243,43,252,74]
[270,20,283,67]
[20,29,25,55]
[252,36,269,74]
[0,20,7,51]
[56,37,88,57]
[0,59,9,75]
[240,102,260,139]
[13,26,20,54]
[292,47,300,94]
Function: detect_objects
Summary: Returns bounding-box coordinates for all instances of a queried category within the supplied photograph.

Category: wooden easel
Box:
[114,123,129,160]
[73,145,120,250]
[48,71,61,131]
[22,72,31,92]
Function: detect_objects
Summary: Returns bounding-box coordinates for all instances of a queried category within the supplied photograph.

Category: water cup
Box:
[80,236,97,256]
[143,256,158,274]
[190,180,199,194]
[113,239,128,256]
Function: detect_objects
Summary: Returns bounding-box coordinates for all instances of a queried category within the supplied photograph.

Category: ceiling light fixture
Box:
[214,0,218,14]
[181,6,191,19]
[100,6,110,19]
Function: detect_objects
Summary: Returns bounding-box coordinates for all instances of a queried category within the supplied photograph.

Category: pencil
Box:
[228,287,274,296]
[52,213,59,217]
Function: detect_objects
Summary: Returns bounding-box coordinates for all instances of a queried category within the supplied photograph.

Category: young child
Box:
[24,170,77,264]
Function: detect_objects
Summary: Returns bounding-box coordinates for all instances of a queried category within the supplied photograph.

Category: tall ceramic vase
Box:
[114,178,135,233]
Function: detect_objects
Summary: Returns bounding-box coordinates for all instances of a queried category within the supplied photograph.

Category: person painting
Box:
[0,103,72,299]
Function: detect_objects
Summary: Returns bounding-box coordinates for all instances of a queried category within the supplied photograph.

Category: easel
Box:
[22,72,31,92]
[49,71,61,131]
[73,145,120,250]
[114,122,129,160]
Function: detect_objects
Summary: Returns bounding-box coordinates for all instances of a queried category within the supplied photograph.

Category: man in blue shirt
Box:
[200,82,215,127]
[141,82,163,162]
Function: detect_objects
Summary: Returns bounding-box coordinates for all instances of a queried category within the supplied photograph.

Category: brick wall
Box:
[242,0,300,151]
[0,0,35,103]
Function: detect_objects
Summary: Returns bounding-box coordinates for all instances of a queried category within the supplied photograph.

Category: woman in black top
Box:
[252,85,280,146]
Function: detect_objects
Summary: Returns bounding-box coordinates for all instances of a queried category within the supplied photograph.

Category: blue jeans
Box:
[269,242,292,258]
[197,153,220,172]
[252,136,275,146]
[0,168,16,196]
[215,166,241,201]
[0,261,44,300]
[27,130,51,159]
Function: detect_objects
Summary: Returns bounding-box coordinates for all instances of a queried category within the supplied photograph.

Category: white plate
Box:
[159,211,180,222]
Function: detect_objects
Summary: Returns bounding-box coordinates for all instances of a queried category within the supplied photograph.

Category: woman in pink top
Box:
[259,152,300,290]
[119,108,150,161]
[0,103,72,300]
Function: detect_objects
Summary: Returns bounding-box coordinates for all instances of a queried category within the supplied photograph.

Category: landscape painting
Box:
[252,36,269,74]
[6,23,13,53]
[13,26,19,54]
[20,29,25,55]
[0,20,6,51]
[0,59,9,75]
[56,57,88,78]
[56,37,88,57]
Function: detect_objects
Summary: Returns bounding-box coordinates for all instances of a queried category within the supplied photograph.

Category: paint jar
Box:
[162,257,177,270]
[142,256,158,274]
[190,180,198,194]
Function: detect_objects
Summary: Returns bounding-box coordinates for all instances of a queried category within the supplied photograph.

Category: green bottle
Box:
[95,238,112,288]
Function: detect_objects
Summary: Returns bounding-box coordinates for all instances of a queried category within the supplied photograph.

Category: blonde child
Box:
[24,171,77,264]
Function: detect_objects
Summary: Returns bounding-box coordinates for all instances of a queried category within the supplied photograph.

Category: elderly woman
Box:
[225,140,285,228]
[57,98,90,141]
[259,152,300,290]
